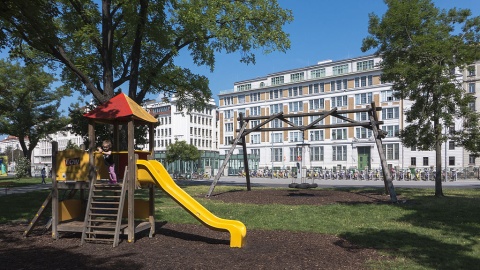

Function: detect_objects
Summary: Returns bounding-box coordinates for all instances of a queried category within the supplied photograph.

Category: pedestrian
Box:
[97,140,118,184]
[41,167,46,184]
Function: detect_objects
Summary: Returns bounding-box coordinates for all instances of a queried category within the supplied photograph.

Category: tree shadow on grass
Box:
[341,228,480,270]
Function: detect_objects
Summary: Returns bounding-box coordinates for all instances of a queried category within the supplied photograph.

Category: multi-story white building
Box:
[144,97,219,174]
[217,54,473,175]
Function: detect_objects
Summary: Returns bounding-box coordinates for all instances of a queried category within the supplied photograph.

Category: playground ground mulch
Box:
[1,189,394,269]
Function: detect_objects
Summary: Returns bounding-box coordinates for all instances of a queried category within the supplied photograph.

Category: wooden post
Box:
[239,113,251,191]
[127,119,135,242]
[51,141,58,239]
[368,104,398,203]
[149,184,155,237]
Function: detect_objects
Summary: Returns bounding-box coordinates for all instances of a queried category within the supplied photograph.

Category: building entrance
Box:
[357,146,371,170]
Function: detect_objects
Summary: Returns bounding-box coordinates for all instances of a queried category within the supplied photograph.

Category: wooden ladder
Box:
[81,167,128,247]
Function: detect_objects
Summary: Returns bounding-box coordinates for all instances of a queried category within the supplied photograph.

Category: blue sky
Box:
[1,0,479,140]
[61,0,480,110]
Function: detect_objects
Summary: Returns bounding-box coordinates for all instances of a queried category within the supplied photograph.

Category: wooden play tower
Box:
[25,93,158,246]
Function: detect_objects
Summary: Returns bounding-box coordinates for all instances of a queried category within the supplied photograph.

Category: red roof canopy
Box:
[83,93,157,124]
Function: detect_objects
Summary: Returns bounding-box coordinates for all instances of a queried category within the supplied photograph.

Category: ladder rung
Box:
[86,231,116,235]
[84,237,115,242]
[90,213,118,217]
[88,225,116,229]
[89,219,117,223]
[92,195,121,199]
[92,201,120,205]
[91,207,119,211]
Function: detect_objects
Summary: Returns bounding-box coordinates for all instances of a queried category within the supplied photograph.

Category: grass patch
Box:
[1,185,479,269]
[0,176,48,187]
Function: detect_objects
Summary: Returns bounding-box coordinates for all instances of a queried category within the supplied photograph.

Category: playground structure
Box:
[207,102,398,203]
[24,93,246,248]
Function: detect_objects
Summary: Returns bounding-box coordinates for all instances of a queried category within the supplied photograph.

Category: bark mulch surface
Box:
[1,189,393,269]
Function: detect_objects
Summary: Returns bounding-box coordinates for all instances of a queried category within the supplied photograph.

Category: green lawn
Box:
[1,185,479,270]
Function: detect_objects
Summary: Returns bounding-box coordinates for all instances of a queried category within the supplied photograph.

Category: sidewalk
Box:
[0,183,52,196]
[1,177,479,197]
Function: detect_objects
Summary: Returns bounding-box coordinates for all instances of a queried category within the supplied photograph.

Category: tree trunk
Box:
[434,118,444,197]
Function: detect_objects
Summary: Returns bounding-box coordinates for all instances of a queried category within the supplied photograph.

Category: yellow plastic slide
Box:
[136,159,246,248]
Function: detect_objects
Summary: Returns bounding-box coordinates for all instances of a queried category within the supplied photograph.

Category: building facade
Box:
[217,55,474,175]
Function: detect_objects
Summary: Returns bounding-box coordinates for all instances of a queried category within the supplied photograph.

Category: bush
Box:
[15,157,30,178]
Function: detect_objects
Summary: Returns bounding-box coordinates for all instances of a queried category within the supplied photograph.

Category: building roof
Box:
[83,93,157,124]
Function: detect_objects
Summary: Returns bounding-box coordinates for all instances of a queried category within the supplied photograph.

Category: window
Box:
[382,107,399,119]
[238,95,245,104]
[237,83,251,91]
[250,92,261,102]
[288,147,302,162]
[355,127,372,139]
[331,95,348,107]
[289,101,303,112]
[310,130,324,141]
[271,133,283,143]
[309,83,322,94]
[251,149,260,156]
[224,136,234,145]
[289,131,303,142]
[271,76,284,86]
[449,141,455,150]
[467,65,476,76]
[384,125,400,137]
[310,146,324,161]
[225,123,233,132]
[224,96,233,105]
[332,145,347,161]
[449,156,455,166]
[333,64,348,75]
[469,154,476,164]
[355,93,372,105]
[250,106,261,116]
[411,157,416,166]
[250,120,260,129]
[381,90,399,102]
[332,128,347,140]
[291,116,303,126]
[250,134,260,144]
[260,82,265,88]
[288,87,302,97]
[269,89,283,99]
[238,108,245,117]
[423,157,429,166]
[309,98,324,110]
[356,60,374,71]
[383,143,399,160]
[270,103,283,114]
[356,112,369,121]
[309,115,324,125]
[224,110,233,119]
[310,68,325,78]
[332,113,348,124]
[271,148,283,162]
[271,119,283,128]
[469,83,476,93]
[290,72,304,82]
[354,76,372,87]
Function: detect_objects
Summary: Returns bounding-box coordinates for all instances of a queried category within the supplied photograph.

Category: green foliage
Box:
[0,0,293,110]
[165,140,201,164]
[65,139,81,150]
[361,0,480,194]
[14,156,30,178]
[0,60,70,174]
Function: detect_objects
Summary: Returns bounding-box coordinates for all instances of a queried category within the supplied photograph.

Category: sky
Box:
[1,0,479,140]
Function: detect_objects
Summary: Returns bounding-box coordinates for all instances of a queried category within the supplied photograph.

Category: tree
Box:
[165,140,201,170]
[0,0,293,110]
[0,60,70,176]
[361,0,480,196]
